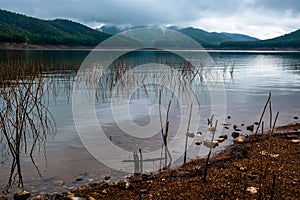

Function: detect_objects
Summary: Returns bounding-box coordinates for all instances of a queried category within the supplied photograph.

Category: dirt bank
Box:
[10,123,298,200]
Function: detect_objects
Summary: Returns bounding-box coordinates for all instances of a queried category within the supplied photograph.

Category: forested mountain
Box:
[0,9,110,46]
[98,25,259,48]
[221,32,259,42]
[220,29,300,49]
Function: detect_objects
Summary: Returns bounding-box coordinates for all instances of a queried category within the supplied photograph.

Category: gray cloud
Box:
[252,0,300,13]
[0,0,300,39]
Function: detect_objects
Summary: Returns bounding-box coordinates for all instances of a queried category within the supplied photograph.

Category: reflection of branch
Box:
[203,119,218,183]
[159,88,173,169]
[1,71,56,192]
[184,103,193,164]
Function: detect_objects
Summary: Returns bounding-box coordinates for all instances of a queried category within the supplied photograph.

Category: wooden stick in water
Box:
[271,112,279,135]
[139,148,143,175]
[184,103,193,164]
[158,89,163,135]
[269,92,273,130]
[255,93,271,135]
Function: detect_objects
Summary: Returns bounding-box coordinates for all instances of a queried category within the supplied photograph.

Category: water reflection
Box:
[0,75,56,192]
[73,49,216,174]
[0,50,82,193]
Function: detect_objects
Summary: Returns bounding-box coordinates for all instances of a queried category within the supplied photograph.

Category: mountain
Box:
[221,32,259,42]
[98,25,259,48]
[220,29,300,49]
[178,27,258,47]
[0,9,110,46]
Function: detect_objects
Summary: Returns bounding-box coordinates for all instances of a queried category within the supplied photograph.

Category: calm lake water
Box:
[0,49,300,194]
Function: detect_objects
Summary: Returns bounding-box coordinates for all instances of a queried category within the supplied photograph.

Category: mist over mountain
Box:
[97,25,259,48]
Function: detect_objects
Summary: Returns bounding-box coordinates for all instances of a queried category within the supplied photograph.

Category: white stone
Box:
[247,186,258,194]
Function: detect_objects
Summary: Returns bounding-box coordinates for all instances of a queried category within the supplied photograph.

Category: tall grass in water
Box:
[74,51,232,173]
[0,53,56,192]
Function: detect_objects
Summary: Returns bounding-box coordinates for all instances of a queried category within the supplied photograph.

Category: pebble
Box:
[254,122,259,125]
[233,163,247,171]
[186,132,195,138]
[219,135,228,139]
[97,179,104,184]
[224,126,229,129]
[239,166,247,171]
[222,122,231,126]
[80,185,88,190]
[70,197,86,200]
[76,172,88,182]
[235,137,245,143]
[207,126,216,132]
[101,189,108,194]
[49,194,63,199]
[68,186,75,190]
[124,181,130,189]
[231,132,240,138]
[227,116,231,119]
[52,179,65,186]
[259,151,279,158]
[65,192,75,198]
[108,182,116,186]
[89,192,99,197]
[89,197,96,200]
[195,131,203,136]
[28,194,48,200]
[13,190,31,200]
[247,125,254,132]
[195,141,202,146]
[291,139,300,144]
[203,140,218,148]
[247,186,258,194]
[294,116,299,120]
[104,176,111,181]
[214,138,225,143]
[286,134,298,139]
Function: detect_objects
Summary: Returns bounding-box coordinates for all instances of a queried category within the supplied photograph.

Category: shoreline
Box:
[0,42,299,51]
[0,43,95,50]
[3,123,299,200]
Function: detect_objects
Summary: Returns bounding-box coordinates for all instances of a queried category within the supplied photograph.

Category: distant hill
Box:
[221,32,259,42]
[178,27,259,47]
[98,25,259,48]
[0,9,110,46]
[220,29,300,49]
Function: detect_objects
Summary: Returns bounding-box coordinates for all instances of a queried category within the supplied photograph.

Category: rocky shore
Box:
[3,123,299,200]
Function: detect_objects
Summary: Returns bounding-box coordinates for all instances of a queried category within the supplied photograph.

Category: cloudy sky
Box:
[1,0,300,39]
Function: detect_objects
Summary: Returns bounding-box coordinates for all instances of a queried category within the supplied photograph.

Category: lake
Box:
[0,49,300,194]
